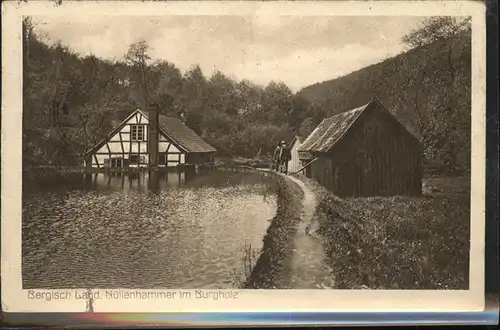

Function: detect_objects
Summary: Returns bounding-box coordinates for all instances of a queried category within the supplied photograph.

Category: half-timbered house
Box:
[298,98,422,197]
[85,108,216,169]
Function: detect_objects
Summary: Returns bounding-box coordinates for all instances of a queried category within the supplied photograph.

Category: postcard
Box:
[1,0,486,314]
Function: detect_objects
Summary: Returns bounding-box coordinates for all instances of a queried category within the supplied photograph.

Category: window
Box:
[111,158,123,168]
[158,154,166,165]
[131,125,144,141]
[130,155,139,164]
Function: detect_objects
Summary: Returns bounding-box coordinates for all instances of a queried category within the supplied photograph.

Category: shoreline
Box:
[244,171,304,289]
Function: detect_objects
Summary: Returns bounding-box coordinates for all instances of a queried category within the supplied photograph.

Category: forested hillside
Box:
[22,18,324,167]
[298,17,472,174]
[22,17,471,174]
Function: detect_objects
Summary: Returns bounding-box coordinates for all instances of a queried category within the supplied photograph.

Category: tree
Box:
[234,79,263,119]
[124,40,153,108]
[376,17,472,140]
[23,17,38,64]
[261,81,294,125]
[22,26,321,164]
[402,17,471,48]
[288,95,310,130]
[378,51,431,139]
[403,17,471,94]
[401,16,472,172]
[69,56,117,158]
[207,71,238,115]
[179,65,208,134]
[299,117,316,138]
[150,61,184,116]
[238,124,292,157]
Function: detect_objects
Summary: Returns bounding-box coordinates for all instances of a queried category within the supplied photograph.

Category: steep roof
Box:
[87,109,216,155]
[298,103,368,153]
[298,98,418,154]
[157,115,217,153]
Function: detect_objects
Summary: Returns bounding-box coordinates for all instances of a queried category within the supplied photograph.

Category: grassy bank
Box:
[300,175,470,290]
[244,171,304,289]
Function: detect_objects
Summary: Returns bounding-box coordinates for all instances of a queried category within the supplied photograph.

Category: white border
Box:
[1,0,486,313]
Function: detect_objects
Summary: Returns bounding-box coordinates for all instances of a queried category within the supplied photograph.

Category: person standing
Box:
[279,140,291,174]
[273,143,282,172]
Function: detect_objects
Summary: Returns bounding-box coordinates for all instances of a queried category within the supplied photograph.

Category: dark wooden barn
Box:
[298,98,422,197]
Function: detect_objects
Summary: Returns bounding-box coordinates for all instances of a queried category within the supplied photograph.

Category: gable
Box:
[298,103,368,153]
[290,138,302,154]
[287,135,302,149]
[298,98,420,155]
[87,109,141,155]
[361,100,421,146]
[89,109,186,155]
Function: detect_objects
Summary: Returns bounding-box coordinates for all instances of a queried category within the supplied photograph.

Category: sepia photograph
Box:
[2,0,486,314]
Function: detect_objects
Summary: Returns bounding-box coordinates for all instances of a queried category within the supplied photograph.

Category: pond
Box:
[22,169,277,289]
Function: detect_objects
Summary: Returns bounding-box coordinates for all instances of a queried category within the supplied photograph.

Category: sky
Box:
[32,15,426,92]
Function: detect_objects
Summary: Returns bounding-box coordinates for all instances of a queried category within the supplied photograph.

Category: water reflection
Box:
[82,170,197,191]
[22,169,277,289]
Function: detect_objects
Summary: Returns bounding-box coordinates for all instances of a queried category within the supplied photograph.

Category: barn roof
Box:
[157,115,217,153]
[298,98,417,154]
[298,103,368,153]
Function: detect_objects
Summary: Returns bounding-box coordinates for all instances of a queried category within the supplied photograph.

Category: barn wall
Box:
[308,104,422,197]
[186,153,215,165]
[328,104,422,197]
[309,156,333,191]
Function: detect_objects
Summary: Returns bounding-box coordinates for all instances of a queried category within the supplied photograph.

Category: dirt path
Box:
[285,175,335,289]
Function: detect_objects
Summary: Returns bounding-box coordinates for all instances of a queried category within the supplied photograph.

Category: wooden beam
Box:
[119,132,125,159]
[106,142,111,160]
[292,157,318,174]
[93,154,100,168]
[93,152,153,155]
